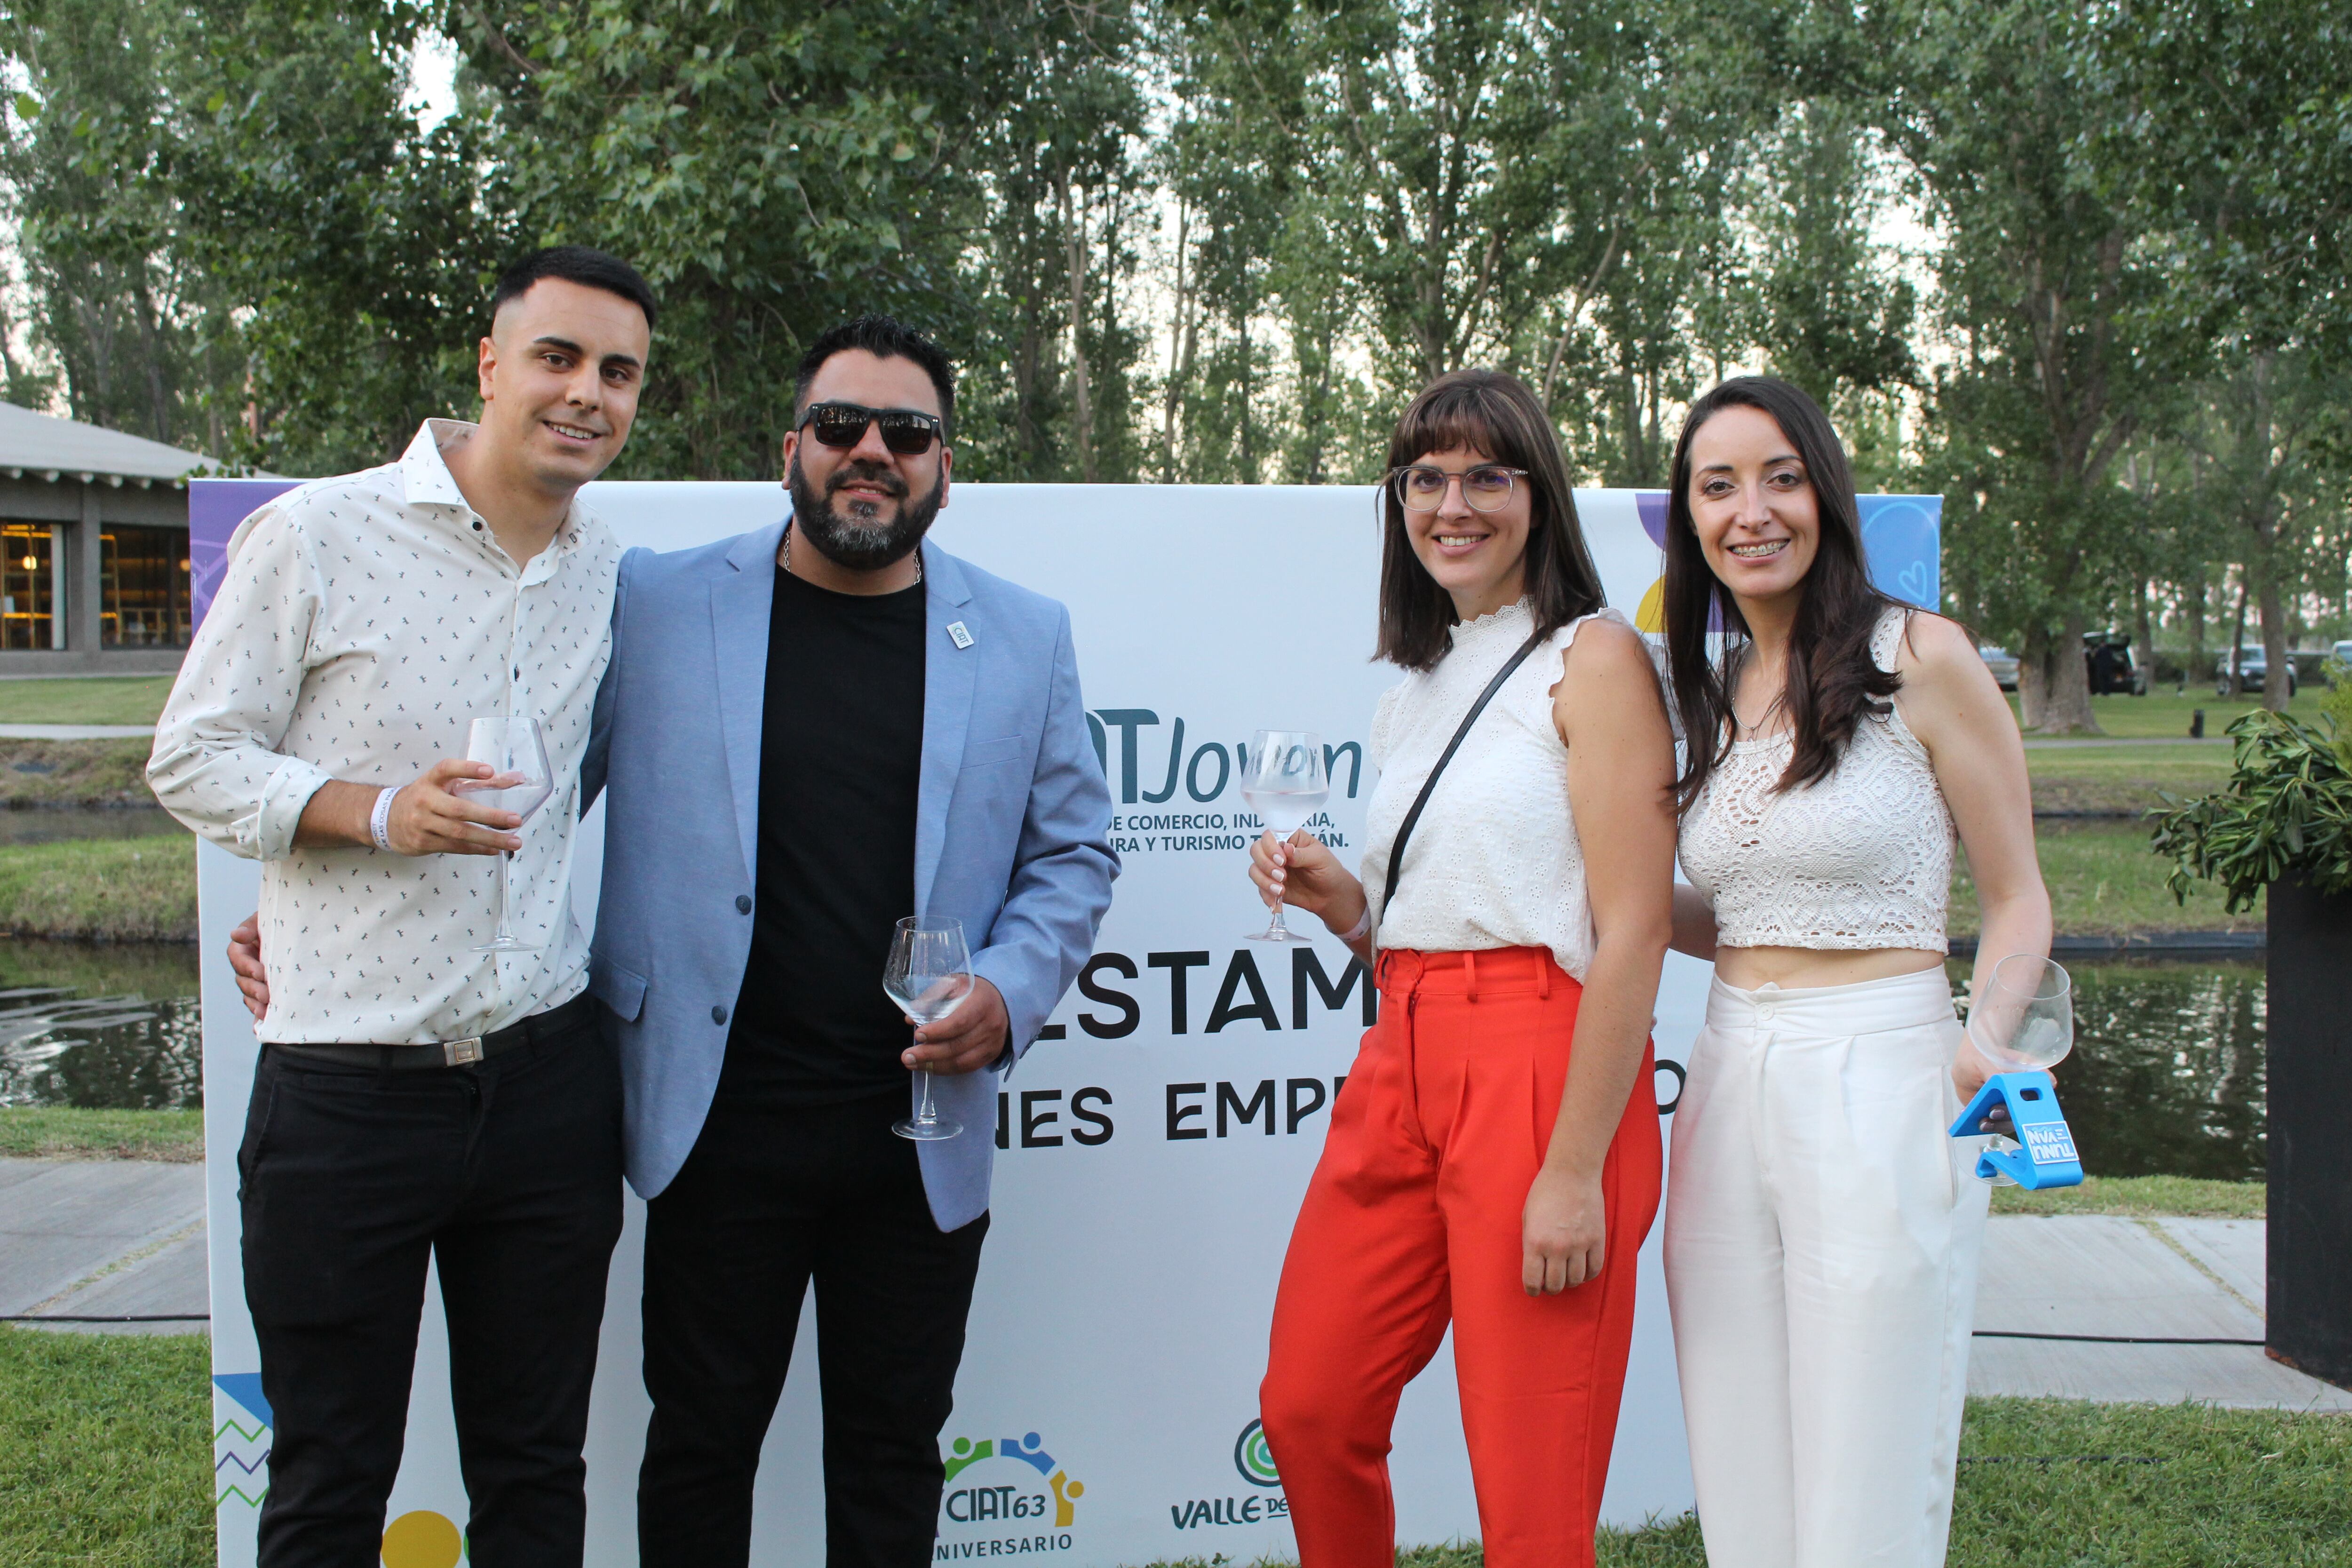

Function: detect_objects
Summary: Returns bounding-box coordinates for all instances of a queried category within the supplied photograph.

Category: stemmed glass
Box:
[1963,954,2074,1184]
[884,915,971,1141]
[1244,729,1329,944]
[458,716,553,954]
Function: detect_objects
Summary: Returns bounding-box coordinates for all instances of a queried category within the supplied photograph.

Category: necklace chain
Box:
[784,523,922,584]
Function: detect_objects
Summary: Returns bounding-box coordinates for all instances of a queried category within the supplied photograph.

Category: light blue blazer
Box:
[580,520,1117,1229]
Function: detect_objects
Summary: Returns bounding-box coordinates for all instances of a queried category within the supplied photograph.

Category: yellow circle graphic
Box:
[1635,576,1666,633]
[381,1510,463,1568]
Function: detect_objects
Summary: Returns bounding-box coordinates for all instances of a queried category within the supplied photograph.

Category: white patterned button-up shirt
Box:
[149,420,620,1044]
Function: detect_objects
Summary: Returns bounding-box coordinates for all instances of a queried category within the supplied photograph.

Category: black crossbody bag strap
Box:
[1380,625,1550,916]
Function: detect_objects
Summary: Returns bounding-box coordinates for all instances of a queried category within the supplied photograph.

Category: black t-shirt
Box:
[718,564,927,1105]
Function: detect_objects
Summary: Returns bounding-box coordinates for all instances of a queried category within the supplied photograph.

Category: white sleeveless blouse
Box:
[1677,609,1954,953]
[1359,599,1625,981]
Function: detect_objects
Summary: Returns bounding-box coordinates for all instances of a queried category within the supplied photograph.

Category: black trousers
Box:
[237,1010,623,1568]
[638,1091,990,1568]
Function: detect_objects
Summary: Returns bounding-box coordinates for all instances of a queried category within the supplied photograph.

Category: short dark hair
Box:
[1661,375,1901,809]
[1375,368,1605,672]
[490,246,660,330]
[793,315,956,440]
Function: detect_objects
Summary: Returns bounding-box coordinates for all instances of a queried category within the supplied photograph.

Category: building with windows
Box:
[0,401,222,674]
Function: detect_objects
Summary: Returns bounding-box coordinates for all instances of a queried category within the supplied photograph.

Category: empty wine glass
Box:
[1244,730,1329,944]
[457,716,553,953]
[884,915,971,1141]
[1963,955,2073,1186]
[1966,954,2074,1072]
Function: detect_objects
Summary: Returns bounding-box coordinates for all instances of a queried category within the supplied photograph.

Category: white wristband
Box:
[1335,903,1371,944]
[369,786,401,852]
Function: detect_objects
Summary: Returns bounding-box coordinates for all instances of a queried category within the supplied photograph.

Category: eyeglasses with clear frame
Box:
[1388,464,1530,513]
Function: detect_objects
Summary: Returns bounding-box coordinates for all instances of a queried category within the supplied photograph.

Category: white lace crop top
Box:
[1358,599,1625,982]
[1677,608,1955,953]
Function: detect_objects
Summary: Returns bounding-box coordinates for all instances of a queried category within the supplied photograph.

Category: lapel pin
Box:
[947,621,975,650]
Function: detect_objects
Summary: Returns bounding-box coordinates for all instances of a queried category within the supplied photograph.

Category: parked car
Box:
[2331,639,2352,681]
[2085,633,2148,696]
[2217,647,2297,697]
[1979,645,2019,691]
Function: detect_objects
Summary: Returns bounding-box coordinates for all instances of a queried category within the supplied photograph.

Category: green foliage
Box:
[0,836,197,941]
[2151,709,2352,912]
[0,1106,205,1161]
[0,1327,213,1568]
[1988,1174,2263,1218]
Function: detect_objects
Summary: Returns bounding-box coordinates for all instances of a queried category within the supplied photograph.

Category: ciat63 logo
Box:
[936,1432,1084,1558]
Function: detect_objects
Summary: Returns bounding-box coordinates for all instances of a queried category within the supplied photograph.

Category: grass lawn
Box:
[0,836,198,941]
[22,1324,2341,1568]
[2009,687,2320,740]
[0,676,174,727]
[0,740,162,808]
[0,1328,211,1568]
[0,1107,205,1161]
[1951,819,2259,935]
[2024,742,2234,817]
[1989,1175,2263,1218]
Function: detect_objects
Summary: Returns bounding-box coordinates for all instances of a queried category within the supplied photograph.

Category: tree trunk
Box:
[1057,172,1096,484]
[2259,569,2291,712]
[2020,611,2098,733]
[2225,579,2250,698]
[1160,204,1191,483]
[2183,566,2208,690]
[2133,577,2154,694]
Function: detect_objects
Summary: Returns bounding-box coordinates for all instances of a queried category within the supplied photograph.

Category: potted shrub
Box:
[2152,680,2352,1388]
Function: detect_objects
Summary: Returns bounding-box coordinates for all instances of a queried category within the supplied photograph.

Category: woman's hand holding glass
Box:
[1248,831,1368,949]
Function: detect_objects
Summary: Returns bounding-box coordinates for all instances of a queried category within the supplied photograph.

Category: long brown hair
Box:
[1663,377,1902,809]
[1375,369,1605,671]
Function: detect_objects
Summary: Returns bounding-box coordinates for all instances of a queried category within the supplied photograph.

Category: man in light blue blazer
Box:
[582,317,1115,1568]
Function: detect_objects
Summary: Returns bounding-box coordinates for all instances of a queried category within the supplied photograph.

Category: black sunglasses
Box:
[800,401,945,457]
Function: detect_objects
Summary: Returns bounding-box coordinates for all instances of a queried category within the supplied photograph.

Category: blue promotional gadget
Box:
[1948,1072,2082,1190]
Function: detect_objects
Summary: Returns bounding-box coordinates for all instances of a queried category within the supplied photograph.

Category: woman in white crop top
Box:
[1245,370,1677,1568]
[1658,378,2051,1568]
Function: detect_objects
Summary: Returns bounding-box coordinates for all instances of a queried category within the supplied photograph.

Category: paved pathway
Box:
[0,1157,208,1336]
[0,723,157,740]
[1972,1214,2352,1411]
[6,1159,2352,1413]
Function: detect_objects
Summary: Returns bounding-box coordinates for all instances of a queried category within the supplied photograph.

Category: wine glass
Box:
[1966,955,2074,1072]
[457,716,554,954]
[884,915,971,1141]
[1963,955,2073,1184]
[1243,730,1329,944]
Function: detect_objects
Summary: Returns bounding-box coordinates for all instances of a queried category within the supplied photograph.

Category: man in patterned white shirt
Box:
[150,246,655,1568]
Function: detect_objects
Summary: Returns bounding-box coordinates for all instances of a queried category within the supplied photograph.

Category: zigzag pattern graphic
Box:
[216,1485,269,1509]
[215,1419,269,1443]
[216,1450,270,1475]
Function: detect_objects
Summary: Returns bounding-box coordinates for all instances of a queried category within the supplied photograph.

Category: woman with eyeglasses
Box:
[1245,369,1675,1568]
[1658,378,2050,1568]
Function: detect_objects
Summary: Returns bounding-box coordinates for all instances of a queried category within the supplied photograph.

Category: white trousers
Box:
[1663,968,1988,1568]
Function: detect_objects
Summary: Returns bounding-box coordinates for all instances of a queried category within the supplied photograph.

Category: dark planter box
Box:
[2267,873,2352,1389]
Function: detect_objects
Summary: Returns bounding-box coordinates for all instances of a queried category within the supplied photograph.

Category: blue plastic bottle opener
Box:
[1948,1071,2083,1190]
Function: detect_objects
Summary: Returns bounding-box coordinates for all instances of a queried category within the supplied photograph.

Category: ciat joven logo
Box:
[936,1432,1084,1558]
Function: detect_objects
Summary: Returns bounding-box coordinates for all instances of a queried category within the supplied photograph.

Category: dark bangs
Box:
[1375,369,1605,671]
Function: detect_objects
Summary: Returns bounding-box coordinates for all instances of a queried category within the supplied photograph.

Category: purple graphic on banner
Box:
[189,479,301,631]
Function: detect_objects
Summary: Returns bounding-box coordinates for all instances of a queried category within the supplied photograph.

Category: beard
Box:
[787,455,944,573]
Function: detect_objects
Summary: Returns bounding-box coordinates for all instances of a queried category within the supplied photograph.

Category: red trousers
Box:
[1261,947,1662,1568]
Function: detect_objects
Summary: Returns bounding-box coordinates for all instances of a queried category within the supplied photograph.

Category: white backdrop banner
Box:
[195,479,1940,1568]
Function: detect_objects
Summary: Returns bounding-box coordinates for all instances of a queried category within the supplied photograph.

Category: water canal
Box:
[0,933,2271,1181]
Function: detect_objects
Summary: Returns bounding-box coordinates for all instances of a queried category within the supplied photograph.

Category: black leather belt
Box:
[269,993,595,1071]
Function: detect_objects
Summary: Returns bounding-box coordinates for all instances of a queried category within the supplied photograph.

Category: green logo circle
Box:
[1234,1419,1280,1487]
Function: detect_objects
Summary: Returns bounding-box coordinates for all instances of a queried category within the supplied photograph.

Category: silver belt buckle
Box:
[443,1037,485,1067]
